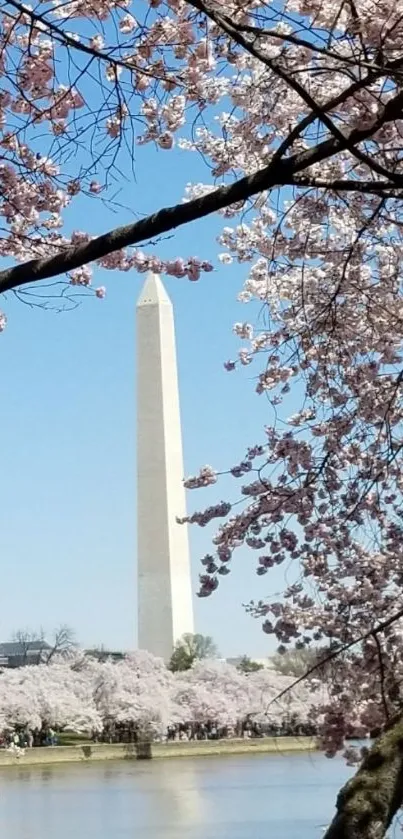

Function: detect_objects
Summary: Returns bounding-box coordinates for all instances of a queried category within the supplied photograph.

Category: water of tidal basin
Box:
[0,751,354,839]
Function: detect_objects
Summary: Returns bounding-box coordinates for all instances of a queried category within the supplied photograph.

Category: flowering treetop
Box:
[0,0,402,305]
[0,652,322,734]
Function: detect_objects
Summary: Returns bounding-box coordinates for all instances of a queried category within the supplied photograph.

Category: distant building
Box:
[0,641,52,668]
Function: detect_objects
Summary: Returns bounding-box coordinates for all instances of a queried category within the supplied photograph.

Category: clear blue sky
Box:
[0,140,291,658]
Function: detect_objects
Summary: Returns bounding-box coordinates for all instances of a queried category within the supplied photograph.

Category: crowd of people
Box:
[0,716,319,751]
[94,713,319,744]
[163,716,318,742]
[0,728,58,750]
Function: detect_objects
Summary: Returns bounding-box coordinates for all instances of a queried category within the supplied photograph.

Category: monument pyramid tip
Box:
[137,271,172,307]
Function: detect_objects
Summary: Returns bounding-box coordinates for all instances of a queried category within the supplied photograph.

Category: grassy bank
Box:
[0,737,317,767]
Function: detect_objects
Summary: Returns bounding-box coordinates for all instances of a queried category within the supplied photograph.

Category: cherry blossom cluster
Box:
[187,197,403,756]
[184,465,217,489]
[68,251,213,290]
[0,652,324,736]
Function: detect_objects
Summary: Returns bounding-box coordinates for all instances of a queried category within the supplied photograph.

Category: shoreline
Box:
[0,737,318,768]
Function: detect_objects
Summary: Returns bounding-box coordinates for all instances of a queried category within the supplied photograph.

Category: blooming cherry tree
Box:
[0,0,403,832]
[93,653,175,735]
[0,652,320,736]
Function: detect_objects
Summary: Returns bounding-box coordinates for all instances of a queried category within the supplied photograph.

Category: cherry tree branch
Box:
[267,605,403,706]
[4,0,154,77]
[0,0,402,295]
[188,0,403,184]
[2,95,403,295]
[214,17,382,71]
[293,178,403,195]
[323,716,403,839]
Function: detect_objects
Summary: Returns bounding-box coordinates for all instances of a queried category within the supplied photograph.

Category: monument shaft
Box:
[136,273,194,660]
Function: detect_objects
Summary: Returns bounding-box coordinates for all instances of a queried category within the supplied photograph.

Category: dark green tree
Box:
[236,655,264,674]
[169,633,218,672]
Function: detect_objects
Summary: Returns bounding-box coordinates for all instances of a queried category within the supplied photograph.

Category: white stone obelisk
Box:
[136,272,194,661]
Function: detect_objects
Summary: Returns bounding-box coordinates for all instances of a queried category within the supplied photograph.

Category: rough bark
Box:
[324,716,403,839]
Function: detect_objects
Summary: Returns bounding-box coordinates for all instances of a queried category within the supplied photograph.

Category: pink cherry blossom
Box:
[89,181,102,194]
[119,14,137,33]
[157,132,175,150]
[69,266,92,286]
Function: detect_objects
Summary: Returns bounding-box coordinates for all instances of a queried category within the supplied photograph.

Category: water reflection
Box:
[152,758,205,837]
[0,753,353,839]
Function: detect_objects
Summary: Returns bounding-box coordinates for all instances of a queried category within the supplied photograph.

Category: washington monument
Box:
[136,272,194,661]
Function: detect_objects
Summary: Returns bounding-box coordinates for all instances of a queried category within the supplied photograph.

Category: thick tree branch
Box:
[2,94,403,296]
[293,178,403,195]
[323,716,403,839]
[0,0,401,297]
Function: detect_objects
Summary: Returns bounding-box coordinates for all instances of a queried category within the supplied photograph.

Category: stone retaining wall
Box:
[0,737,317,767]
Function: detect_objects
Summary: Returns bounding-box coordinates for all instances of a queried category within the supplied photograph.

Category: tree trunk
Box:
[324,717,403,839]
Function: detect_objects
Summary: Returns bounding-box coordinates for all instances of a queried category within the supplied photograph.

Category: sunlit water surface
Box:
[0,751,355,839]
